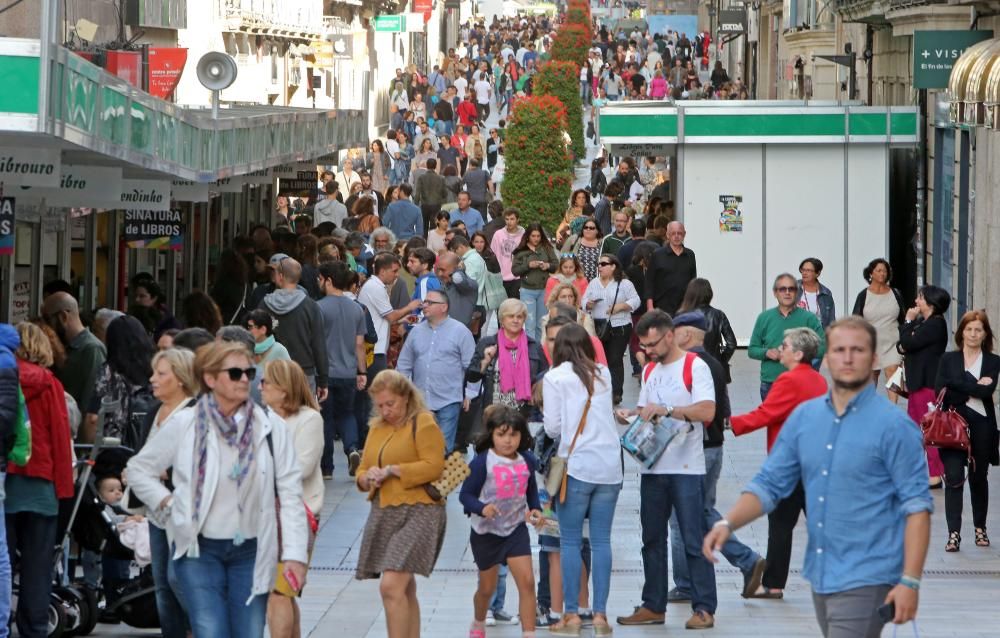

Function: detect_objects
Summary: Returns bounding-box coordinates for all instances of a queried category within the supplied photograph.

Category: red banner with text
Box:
[147,47,188,100]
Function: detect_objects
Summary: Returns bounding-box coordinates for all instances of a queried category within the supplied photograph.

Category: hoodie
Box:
[261,288,329,386]
[0,324,20,454]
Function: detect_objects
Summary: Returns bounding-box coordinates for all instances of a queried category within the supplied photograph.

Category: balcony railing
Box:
[222,0,325,37]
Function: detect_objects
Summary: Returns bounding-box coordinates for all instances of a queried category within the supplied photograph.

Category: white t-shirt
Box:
[358,277,393,355]
[453,76,468,100]
[474,79,492,104]
[636,355,714,475]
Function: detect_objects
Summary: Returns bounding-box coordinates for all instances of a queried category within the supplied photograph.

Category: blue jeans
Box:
[580,80,591,105]
[433,402,462,453]
[323,378,360,474]
[558,476,621,615]
[519,287,546,342]
[149,525,190,638]
[670,447,760,594]
[490,563,508,612]
[172,537,267,638]
[0,484,9,638]
[639,473,717,615]
[760,381,773,401]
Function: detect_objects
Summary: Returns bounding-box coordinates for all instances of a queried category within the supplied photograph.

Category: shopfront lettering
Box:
[60,173,87,190]
[0,157,56,176]
[121,189,165,204]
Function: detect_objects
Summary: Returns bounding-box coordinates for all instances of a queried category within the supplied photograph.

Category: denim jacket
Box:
[795,280,836,328]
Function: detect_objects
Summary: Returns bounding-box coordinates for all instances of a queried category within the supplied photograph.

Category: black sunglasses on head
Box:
[223,367,256,382]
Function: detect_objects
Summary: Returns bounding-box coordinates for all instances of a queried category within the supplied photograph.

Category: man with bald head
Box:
[434,251,478,325]
[646,221,697,316]
[42,292,106,426]
[259,255,329,401]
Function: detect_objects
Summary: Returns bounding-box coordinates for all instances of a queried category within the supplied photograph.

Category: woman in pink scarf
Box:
[466,298,549,420]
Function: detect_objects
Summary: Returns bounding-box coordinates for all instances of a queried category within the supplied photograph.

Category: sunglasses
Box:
[775,286,797,294]
[599,261,614,267]
[223,367,256,382]
[583,225,598,230]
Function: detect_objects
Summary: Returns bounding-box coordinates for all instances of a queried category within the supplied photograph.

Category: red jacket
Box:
[11,360,75,499]
[731,363,827,453]
[457,100,478,127]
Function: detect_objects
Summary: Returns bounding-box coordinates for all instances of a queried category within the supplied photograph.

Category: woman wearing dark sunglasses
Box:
[581,255,641,405]
[128,341,309,638]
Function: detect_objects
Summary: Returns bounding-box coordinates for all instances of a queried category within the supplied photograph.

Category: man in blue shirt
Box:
[704,316,932,638]
[381,183,422,240]
[449,191,484,235]
[396,289,475,452]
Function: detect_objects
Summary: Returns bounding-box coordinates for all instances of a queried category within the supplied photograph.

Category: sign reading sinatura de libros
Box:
[124,208,184,250]
[913,30,993,89]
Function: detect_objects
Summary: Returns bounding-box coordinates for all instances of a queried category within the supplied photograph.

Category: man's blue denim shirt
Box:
[745,383,934,595]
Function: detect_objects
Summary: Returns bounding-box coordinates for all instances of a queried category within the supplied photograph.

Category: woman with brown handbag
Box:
[541,324,622,636]
[934,310,1000,552]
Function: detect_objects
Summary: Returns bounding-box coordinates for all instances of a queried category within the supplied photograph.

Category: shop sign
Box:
[0,197,14,255]
[374,15,405,32]
[213,177,245,193]
[718,10,746,34]
[241,168,273,184]
[279,171,321,195]
[0,148,60,187]
[11,272,30,325]
[171,180,210,202]
[607,142,673,157]
[147,47,188,100]
[120,179,171,212]
[13,165,123,208]
[913,30,993,89]
[124,208,184,250]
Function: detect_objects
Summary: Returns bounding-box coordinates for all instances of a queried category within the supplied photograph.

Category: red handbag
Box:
[920,389,973,462]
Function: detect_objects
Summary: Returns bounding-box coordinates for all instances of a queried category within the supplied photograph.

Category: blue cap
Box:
[672,310,707,331]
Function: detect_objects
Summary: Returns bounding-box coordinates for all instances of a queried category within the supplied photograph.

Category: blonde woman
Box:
[144,348,198,638]
[541,282,596,337]
[355,370,446,638]
[261,359,324,638]
[127,341,308,638]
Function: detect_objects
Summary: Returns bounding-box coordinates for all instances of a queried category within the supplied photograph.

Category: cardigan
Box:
[355,411,445,507]
[898,315,948,390]
[852,287,906,325]
[459,450,541,517]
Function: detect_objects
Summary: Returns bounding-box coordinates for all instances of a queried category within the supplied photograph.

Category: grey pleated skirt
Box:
[355,503,447,579]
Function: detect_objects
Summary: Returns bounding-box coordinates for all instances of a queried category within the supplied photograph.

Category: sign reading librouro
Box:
[124,209,184,250]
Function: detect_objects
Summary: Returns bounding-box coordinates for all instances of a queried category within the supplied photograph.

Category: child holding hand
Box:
[460,406,544,638]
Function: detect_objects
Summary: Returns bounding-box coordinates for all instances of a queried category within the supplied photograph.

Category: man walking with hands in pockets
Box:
[704,317,933,637]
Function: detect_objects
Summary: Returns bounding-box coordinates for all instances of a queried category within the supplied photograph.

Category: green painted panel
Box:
[130,101,153,153]
[890,112,918,136]
[685,113,845,137]
[848,113,887,136]
[0,56,39,114]
[600,113,677,137]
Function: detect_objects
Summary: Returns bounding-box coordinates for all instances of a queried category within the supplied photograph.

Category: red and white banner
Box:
[148,47,188,100]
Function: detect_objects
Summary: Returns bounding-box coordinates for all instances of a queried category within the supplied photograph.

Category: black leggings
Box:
[939,410,995,534]
[600,323,631,398]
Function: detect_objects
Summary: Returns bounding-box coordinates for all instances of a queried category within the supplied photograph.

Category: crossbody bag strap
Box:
[565,394,593,458]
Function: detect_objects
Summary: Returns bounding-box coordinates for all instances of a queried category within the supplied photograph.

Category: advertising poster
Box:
[0,197,14,255]
[719,195,743,233]
[124,209,184,250]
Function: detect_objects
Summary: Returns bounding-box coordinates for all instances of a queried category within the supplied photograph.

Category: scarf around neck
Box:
[497,330,532,402]
[193,394,256,545]
[254,334,275,355]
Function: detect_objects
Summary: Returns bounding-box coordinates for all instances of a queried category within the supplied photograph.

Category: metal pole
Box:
[83,213,97,310]
[916,88,927,287]
[37,0,58,134]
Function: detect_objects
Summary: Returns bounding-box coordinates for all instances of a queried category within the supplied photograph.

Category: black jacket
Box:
[935,350,1000,465]
[692,346,728,448]
[898,315,948,391]
[698,305,737,383]
[852,287,906,325]
[466,334,548,418]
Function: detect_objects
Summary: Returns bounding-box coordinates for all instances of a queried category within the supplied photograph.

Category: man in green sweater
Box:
[748,273,826,400]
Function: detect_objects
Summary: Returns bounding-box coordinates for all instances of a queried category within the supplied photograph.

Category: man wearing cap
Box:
[666,311,767,604]
[730,327,828,599]
[258,256,329,401]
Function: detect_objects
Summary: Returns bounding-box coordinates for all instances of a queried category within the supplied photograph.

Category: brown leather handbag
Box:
[920,389,973,463]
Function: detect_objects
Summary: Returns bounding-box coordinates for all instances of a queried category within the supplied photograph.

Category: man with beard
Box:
[42,292,106,427]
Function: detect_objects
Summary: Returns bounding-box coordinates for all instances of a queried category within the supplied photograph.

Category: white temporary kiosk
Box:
[597,101,919,342]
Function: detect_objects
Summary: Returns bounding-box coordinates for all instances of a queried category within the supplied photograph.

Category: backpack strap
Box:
[642,362,656,384]
[682,351,698,393]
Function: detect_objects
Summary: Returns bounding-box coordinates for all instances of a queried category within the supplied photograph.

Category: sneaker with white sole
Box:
[486,609,518,626]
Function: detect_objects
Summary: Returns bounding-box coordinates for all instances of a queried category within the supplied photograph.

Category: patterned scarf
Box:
[192,394,256,544]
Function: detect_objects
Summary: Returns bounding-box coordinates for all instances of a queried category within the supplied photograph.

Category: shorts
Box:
[470,524,532,571]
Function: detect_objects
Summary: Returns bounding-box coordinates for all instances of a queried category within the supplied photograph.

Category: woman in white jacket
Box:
[127,341,308,638]
[260,359,324,638]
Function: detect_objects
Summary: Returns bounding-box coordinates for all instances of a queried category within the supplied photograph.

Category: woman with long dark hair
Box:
[84,315,156,443]
[211,249,251,326]
[542,323,621,636]
[677,278,737,383]
[582,254,640,405]
[182,291,224,336]
[511,223,558,342]
[898,284,951,488]
[367,139,392,193]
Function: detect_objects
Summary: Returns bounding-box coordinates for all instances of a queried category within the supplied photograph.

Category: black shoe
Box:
[667,587,690,603]
[613,394,623,405]
[741,557,768,598]
[348,450,361,477]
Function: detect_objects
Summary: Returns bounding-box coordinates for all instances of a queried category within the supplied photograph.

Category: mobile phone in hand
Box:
[284,567,301,593]
[877,601,895,623]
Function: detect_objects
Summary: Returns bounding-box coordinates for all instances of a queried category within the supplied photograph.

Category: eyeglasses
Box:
[583,225,598,230]
[774,286,797,294]
[599,261,614,267]
[223,367,256,382]
[638,332,667,350]
[422,300,447,306]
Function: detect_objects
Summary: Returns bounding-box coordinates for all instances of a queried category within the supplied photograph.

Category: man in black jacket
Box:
[414,158,449,234]
[646,221,697,316]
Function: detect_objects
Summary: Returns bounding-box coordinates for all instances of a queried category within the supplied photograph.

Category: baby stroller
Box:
[34,398,160,636]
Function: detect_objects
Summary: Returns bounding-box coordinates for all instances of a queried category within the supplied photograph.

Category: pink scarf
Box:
[497,329,532,402]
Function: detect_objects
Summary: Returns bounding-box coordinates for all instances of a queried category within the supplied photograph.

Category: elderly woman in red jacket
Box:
[11,322,74,637]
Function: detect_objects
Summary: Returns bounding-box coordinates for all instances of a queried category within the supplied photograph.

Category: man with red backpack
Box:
[614,310,718,630]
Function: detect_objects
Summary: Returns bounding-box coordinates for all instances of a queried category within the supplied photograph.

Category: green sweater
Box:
[748,307,826,383]
[511,245,558,290]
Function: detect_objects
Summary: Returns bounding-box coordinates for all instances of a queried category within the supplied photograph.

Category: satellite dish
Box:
[196,52,238,91]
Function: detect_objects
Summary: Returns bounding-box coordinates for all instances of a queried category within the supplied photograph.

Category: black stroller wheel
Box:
[62,584,98,636]
[46,598,67,637]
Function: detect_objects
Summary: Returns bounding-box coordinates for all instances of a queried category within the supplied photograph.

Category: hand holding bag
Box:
[920,389,973,464]
[545,394,592,504]
[886,365,909,398]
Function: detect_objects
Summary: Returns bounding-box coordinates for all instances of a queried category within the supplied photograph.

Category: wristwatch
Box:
[664,405,675,418]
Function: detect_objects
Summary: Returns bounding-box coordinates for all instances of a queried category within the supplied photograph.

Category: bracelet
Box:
[899,575,921,591]
[712,519,731,530]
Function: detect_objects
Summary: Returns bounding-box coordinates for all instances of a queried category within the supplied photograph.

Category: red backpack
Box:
[642,351,698,392]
